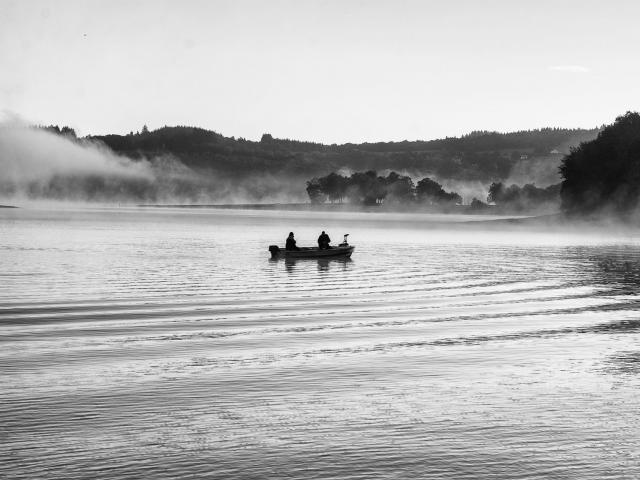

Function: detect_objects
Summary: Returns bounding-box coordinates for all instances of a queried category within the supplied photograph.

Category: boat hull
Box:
[269,245,355,259]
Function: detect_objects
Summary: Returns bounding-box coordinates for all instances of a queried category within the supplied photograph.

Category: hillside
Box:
[90,126,600,187]
[7,123,599,204]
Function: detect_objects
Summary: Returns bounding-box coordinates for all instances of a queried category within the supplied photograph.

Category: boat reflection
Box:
[271,256,353,274]
[316,257,353,273]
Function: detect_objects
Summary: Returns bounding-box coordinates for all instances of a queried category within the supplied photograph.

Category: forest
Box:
[306,170,561,212]
[87,125,599,185]
[305,171,460,206]
[10,122,599,206]
[560,111,640,216]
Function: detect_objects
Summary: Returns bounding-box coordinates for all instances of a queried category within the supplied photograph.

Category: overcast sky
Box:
[1,0,639,143]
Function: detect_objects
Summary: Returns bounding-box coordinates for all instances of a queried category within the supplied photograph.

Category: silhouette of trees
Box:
[385,172,415,204]
[415,177,461,205]
[32,122,602,205]
[487,182,506,204]
[306,170,460,206]
[488,181,560,210]
[90,125,599,187]
[346,171,385,204]
[415,177,443,201]
[39,125,77,138]
[60,126,76,138]
[305,178,326,204]
[560,111,640,215]
[23,118,612,206]
[318,172,349,203]
[470,198,489,210]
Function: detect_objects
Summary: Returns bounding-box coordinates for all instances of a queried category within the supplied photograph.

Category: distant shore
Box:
[135,203,640,231]
[0,205,18,208]
[140,203,365,211]
[137,202,530,216]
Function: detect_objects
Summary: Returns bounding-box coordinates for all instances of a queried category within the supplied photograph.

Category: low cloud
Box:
[0,117,307,204]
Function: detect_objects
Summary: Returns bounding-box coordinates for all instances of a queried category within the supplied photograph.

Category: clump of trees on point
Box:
[487,182,560,211]
[306,170,461,206]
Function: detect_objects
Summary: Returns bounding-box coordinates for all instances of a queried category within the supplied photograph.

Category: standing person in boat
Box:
[286,232,301,251]
[317,231,331,250]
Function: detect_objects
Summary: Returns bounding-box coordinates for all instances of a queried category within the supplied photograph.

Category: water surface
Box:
[1,207,639,479]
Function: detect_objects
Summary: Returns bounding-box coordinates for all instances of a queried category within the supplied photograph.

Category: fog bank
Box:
[0,121,306,204]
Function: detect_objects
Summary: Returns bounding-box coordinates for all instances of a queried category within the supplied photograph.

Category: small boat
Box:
[269,234,355,259]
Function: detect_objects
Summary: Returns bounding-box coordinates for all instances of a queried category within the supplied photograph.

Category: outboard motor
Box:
[339,234,349,247]
[268,245,280,258]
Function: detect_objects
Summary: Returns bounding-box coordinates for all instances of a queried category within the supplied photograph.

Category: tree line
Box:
[306,171,563,212]
[38,125,77,138]
[34,119,625,212]
[304,112,640,216]
[87,125,599,186]
[487,182,560,211]
[306,171,462,206]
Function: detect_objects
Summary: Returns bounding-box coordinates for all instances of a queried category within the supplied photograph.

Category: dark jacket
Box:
[286,236,299,250]
[317,233,330,249]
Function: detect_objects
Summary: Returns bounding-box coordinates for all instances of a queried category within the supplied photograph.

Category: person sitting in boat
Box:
[317,231,331,250]
[285,232,300,251]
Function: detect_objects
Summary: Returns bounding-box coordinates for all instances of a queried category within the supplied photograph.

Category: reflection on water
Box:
[1,207,640,479]
[585,248,640,293]
[605,351,640,375]
[279,256,353,274]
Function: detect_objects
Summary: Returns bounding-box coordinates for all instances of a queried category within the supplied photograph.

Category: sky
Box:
[1,0,639,143]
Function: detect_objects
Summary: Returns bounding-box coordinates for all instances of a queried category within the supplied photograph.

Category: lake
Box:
[1,207,639,479]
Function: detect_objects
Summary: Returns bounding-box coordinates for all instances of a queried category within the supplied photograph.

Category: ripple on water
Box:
[1,208,640,479]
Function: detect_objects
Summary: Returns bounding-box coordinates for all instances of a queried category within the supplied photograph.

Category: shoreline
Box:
[136,202,538,216]
[136,204,640,232]
[4,202,635,232]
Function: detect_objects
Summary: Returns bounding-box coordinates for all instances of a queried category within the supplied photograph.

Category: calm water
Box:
[1,207,639,479]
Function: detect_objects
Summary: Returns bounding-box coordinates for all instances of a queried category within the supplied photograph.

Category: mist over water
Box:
[1,207,639,479]
[1,126,152,183]
[0,119,575,208]
[0,121,153,201]
[0,121,307,204]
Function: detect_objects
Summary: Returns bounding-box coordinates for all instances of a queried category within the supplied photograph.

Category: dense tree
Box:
[487,182,504,204]
[560,111,640,215]
[415,177,461,205]
[306,171,463,206]
[60,126,77,138]
[22,122,601,204]
[90,125,599,188]
[305,178,326,204]
[318,172,349,203]
[488,181,560,211]
[39,125,77,138]
[470,198,489,210]
[415,178,444,201]
[384,172,414,203]
[346,171,384,204]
